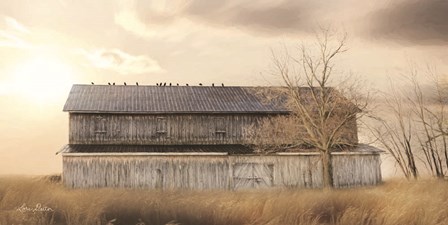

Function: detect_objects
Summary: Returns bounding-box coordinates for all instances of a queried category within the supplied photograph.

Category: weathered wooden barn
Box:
[60,84,382,189]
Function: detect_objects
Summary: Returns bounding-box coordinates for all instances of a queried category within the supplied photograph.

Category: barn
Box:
[59,84,382,189]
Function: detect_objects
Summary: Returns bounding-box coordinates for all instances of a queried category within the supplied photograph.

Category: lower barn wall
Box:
[62,153,381,189]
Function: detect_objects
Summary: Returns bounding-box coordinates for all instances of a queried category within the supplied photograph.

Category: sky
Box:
[0,0,447,175]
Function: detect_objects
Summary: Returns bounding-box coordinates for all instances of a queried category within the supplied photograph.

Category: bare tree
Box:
[370,66,448,179]
[408,68,447,178]
[367,84,418,179]
[245,114,304,153]
[250,28,370,188]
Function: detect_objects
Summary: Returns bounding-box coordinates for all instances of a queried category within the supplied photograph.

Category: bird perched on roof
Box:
[124,82,127,86]
[199,83,202,86]
[113,82,115,85]
[177,83,179,86]
[91,82,94,85]
[108,82,111,85]
[169,83,172,86]
[186,83,189,86]
[163,82,166,86]
[212,83,214,87]
[136,82,139,86]
[222,83,224,87]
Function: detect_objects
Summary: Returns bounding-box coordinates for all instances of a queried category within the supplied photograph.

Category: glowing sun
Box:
[11,56,74,103]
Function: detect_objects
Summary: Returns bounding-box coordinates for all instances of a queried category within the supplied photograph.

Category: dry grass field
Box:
[0,176,447,225]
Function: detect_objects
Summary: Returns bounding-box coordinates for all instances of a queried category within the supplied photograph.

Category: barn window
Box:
[156,117,167,133]
[94,116,107,134]
[214,117,226,133]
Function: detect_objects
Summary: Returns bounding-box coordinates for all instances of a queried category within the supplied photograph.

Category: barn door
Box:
[233,163,274,190]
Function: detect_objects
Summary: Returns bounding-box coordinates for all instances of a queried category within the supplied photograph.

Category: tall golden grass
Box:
[0,176,447,225]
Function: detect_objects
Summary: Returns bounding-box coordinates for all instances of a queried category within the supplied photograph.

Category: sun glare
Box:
[11,56,74,104]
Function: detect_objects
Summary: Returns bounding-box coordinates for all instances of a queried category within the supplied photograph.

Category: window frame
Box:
[156,117,167,134]
[94,115,107,134]
[214,117,226,134]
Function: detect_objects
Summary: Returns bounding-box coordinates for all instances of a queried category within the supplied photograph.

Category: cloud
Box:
[116,0,448,47]
[115,0,328,39]
[114,10,159,38]
[0,30,28,48]
[114,1,202,42]
[4,16,30,33]
[81,48,164,74]
[0,16,31,48]
[180,0,317,33]
[366,0,448,45]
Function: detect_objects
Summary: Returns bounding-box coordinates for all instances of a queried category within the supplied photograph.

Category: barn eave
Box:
[62,110,290,114]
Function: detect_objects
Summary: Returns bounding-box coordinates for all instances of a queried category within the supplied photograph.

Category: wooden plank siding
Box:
[69,113,359,145]
[62,153,381,189]
[69,113,264,145]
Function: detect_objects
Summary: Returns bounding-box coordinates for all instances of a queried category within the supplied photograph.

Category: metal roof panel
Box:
[63,85,289,114]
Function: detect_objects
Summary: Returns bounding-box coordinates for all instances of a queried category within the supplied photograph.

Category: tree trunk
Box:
[322,150,334,189]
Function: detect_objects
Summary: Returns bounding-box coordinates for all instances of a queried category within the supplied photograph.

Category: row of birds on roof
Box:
[90,82,225,87]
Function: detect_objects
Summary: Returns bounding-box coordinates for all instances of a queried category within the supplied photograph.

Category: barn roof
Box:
[63,84,289,114]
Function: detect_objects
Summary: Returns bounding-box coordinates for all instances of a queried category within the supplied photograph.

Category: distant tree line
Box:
[369,66,448,179]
